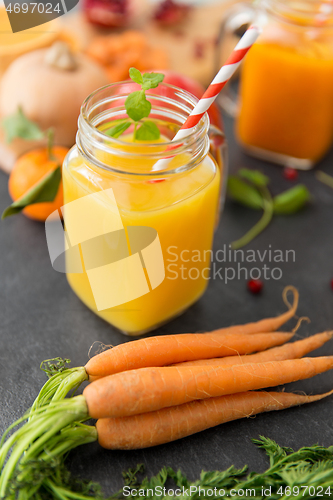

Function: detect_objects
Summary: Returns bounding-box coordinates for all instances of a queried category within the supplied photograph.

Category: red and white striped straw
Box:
[153,25,261,171]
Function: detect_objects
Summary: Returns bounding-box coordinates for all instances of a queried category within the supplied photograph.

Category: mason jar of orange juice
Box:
[62,82,226,335]
[217,0,333,169]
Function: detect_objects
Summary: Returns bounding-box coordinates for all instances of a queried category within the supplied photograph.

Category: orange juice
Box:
[237,34,333,163]
[61,82,226,335]
[63,132,220,335]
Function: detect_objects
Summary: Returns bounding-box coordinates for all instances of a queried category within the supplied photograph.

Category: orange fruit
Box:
[8,146,69,221]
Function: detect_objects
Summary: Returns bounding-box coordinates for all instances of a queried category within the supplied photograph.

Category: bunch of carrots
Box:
[1,286,333,498]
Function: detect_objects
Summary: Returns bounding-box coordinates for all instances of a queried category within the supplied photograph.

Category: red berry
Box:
[283,167,298,181]
[330,279,333,290]
[247,279,263,294]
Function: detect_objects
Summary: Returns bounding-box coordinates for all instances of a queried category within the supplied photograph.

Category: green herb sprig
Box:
[227,168,311,249]
[106,68,164,142]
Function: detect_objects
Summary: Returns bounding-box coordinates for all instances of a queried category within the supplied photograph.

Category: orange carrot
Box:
[97,390,333,449]
[85,331,293,380]
[83,356,333,418]
[175,331,333,368]
[85,287,299,379]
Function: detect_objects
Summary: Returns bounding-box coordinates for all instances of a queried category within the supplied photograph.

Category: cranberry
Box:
[247,279,263,294]
[283,167,298,181]
[330,279,333,290]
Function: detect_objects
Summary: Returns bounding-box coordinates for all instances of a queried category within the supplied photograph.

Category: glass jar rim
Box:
[77,81,211,177]
[262,0,333,27]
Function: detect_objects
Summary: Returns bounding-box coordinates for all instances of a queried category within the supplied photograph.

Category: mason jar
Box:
[62,82,227,335]
[217,0,333,169]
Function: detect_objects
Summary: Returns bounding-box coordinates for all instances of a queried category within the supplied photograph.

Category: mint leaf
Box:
[142,72,164,91]
[2,166,61,219]
[239,168,269,188]
[106,121,131,139]
[2,107,44,143]
[273,184,311,214]
[135,121,160,141]
[125,90,151,122]
[227,176,263,210]
[129,67,143,85]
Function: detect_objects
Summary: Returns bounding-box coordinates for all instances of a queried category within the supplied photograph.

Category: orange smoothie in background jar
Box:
[219,0,333,169]
[62,83,226,335]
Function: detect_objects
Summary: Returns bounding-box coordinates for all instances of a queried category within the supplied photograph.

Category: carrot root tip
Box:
[282,285,299,314]
[292,316,310,334]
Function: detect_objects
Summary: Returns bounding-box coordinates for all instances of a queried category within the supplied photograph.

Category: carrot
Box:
[85,286,299,379]
[174,331,333,368]
[83,356,333,418]
[97,389,333,449]
[85,331,293,380]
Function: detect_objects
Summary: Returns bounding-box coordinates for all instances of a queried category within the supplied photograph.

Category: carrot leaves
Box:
[40,357,71,378]
[114,439,333,500]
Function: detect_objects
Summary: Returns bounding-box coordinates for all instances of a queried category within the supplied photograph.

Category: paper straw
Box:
[152,25,261,171]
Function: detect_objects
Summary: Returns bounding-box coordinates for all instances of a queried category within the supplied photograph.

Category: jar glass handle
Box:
[208,124,228,229]
[214,3,257,117]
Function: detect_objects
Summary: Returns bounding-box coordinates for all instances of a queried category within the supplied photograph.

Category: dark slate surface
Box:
[1,115,333,495]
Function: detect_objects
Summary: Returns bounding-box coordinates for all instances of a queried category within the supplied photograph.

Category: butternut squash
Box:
[0,42,109,172]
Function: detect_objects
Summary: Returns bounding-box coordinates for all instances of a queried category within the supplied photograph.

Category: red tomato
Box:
[150,70,224,131]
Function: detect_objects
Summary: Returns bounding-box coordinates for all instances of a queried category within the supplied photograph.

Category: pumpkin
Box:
[0,42,109,172]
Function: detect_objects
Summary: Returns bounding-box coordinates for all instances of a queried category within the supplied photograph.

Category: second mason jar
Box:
[219,0,333,169]
[62,82,226,335]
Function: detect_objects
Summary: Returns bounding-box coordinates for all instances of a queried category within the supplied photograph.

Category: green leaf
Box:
[141,72,165,91]
[125,90,151,122]
[239,168,270,187]
[231,185,274,250]
[1,106,44,143]
[129,67,143,85]
[227,176,264,210]
[273,184,311,214]
[105,121,131,139]
[135,121,160,141]
[2,166,61,219]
